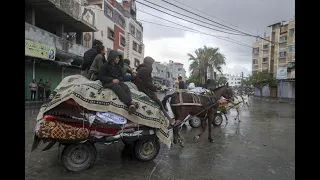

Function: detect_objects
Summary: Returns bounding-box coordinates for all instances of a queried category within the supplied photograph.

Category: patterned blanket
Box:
[35,75,172,148]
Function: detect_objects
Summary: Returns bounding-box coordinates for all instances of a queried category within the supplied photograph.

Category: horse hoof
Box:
[193,136,200,141]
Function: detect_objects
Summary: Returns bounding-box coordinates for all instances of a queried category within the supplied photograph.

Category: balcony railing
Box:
[25,22,88,62]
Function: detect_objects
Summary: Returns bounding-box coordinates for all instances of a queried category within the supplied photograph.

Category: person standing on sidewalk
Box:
[37,79,45,101]
[29,79,37,101]
[45,79,52,100]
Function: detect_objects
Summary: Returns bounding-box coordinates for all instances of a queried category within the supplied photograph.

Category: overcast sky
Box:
[135,0,295,77]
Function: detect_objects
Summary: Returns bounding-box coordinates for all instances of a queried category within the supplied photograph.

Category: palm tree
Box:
[188,46,226,85]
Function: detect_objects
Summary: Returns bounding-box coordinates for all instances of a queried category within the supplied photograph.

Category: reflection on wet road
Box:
[25,97,295,180]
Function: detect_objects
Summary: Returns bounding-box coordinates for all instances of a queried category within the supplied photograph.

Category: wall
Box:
[277,81,295,99]
[83,3,114,53]
[25,22,88,60]
[254,86,270,97]
[125,18,144,69]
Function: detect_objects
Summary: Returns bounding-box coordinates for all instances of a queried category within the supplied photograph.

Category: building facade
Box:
[25,0,98,100]
[151,60,187,87]
[217,74,247,87]
[85,0,144,68]
[251,18,295,98]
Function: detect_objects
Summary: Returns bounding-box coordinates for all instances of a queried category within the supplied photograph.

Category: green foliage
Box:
[217,76,228,85]
[188,46,226,84]
[248,70,275,91]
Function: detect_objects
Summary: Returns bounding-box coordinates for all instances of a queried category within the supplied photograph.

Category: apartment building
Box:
[151,60,187,87]
[85,0,144,67]
[25,0,98,100]
[251,17,295,98]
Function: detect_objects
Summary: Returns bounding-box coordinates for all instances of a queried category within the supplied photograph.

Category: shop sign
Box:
[25,39,56,60]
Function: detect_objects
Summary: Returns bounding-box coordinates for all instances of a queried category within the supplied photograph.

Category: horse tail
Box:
[162,94,174,109]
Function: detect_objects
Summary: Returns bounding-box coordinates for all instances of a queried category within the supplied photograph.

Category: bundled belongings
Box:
[32,75,174,172]
[34,75,172,147]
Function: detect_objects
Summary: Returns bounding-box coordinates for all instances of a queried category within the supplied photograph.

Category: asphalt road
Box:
[25,95,295,180]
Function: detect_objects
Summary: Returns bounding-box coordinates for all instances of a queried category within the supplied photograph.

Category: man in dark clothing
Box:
[38,79,45,101]
[81,40,103,77]
[99,50,138,115]
[135,56,176,128]
[178,76,186,89]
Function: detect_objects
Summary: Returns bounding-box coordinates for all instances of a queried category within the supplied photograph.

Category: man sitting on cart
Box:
[99,50,139,115]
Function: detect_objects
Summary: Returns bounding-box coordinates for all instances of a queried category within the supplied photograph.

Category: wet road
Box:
[25,96,295,180]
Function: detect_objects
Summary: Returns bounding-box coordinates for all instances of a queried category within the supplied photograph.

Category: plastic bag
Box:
[96,112,127,125]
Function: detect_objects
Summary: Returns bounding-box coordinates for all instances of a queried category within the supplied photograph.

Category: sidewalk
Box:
[252,96,295,105]
[25,100,44,107]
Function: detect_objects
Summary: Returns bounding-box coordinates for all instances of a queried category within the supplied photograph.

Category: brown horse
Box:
[162,83,233,147]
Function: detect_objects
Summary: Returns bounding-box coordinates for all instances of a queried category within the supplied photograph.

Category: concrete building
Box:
[85,0,144,69]
[251,17,295,98]
[25,0,98,100]
[217,74,247,87]
[151,60,187,87]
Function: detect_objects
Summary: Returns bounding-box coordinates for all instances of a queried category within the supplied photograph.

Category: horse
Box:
[226,94,250,122]
[162,83,233,147]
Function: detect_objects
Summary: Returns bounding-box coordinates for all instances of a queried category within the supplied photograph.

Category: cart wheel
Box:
[212,113,223,126]
[134,138,160,162]
[189,117,201,128]
[61,142,97,172]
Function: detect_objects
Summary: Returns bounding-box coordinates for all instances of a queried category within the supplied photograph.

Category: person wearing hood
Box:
[135,56,176,128]
[99,50,138,114]
[81,39,103,77]
[87,45,107,80]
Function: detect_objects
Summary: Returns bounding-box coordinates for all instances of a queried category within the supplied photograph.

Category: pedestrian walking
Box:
[29,79,37,101]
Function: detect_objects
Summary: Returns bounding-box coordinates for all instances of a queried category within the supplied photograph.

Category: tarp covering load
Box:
[35,75,172,148]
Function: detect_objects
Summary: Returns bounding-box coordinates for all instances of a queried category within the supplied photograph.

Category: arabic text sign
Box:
[25,39,56,60]
[276,67,287,79]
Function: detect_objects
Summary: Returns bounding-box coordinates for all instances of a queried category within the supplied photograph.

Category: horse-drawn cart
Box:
[31,75,172,172]
[189,99,228,128]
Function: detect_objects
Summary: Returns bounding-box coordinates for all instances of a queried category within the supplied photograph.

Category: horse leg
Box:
[237,109,241,122]
[224,113,228,121]
[194,118,207,141]
[172,126,179,144]
[235,108,239,121]
[207,112,214,143]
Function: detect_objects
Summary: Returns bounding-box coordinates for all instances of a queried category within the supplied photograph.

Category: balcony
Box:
[25,0,97,32]
[25,22,89,62]
[262,64,269,70]
[252,64,258,70]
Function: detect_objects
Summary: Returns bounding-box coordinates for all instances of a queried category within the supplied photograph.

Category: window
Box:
[133,41,138,51]
[118,15,125,28]
[289,28,295,36]
[108,28,114,40]
[178,68,182,71]
[238,82,241,84]
[134,58,140,67]
[138,44,142,53]
[279,51,287,58]
[253,47,259,54]
[105,4,113,19]
[130,24,135,36]
[136,30,142,40]
[279,36,287,42]
[120,35,126,46]
[263,44,268,49]
[253,59,258,64]
[262,58,268,63]
[288,44,295,52]
[231,82,233,84]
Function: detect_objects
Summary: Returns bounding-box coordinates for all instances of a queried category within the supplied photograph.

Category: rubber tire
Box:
[134,138,160,162]
[61,142,97,172]
[212,113,223,126]
[189,117,201,128]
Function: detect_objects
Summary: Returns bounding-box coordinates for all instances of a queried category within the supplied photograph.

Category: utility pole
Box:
[241,72,244,95]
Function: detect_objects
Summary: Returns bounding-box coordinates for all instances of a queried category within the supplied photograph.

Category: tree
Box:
[217,76,228,85]
[188,46,226,85]
[248,71,275,97]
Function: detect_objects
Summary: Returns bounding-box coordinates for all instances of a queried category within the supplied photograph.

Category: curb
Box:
[252,96,295,105]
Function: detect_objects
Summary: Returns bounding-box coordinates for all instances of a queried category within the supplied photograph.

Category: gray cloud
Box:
[137,0,295,75]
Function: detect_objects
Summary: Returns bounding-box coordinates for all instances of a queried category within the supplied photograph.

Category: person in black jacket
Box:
[99,50,138,115]
[135,56,176,128]
[178,76,186,89]
[81,39,103,77]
